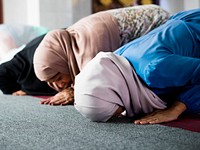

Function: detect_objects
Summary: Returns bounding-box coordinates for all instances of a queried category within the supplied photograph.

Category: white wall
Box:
[39,0,73,29]
[2,0,91,29]
[2,0,200,29]
[160,0,200,14]
[184,0,200,10]
[3,0,28,24]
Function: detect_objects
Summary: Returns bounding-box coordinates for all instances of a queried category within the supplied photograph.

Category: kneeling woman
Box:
[74,52,168,122]
[74,8,200,123]
[0,34,57,96]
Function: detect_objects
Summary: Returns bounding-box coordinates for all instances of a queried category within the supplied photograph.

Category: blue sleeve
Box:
[141,54,200,88]
[115,19,200,88]
[177,84,200,113]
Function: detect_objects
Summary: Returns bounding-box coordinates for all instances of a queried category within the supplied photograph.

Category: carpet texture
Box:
[0,95,200,150]
[161,113,200,133]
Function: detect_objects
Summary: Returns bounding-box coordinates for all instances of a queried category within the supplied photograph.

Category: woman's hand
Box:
[134,101,187,124]
[12,90,27,96]
[40,87,74,106]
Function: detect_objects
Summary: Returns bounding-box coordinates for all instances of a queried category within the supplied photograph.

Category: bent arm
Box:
[177,84,200,114]
[0,63,21,94]
[143,55,200,88]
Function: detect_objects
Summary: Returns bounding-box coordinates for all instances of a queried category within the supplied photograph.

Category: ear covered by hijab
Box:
[33,29,70,82]
[74,52,167,122]
[34,12,121,83]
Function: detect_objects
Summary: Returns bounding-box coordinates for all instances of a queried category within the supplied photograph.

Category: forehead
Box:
[46,72,62,82]
[47,73,71,82]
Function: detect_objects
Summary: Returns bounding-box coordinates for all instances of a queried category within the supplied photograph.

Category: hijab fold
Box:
[74,52,166,122]
[34,12,120,83]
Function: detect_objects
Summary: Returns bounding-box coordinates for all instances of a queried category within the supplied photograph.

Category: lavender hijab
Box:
[74,52,166,122]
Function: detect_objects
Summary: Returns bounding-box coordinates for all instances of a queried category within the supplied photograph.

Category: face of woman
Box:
[47,73,72,91]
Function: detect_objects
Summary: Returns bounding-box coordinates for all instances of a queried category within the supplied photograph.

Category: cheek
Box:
[55,80,70,87]
[63,78,72,84]
[55,80,63,85]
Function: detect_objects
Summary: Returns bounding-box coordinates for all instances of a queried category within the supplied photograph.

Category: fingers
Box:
[49,97,74,106]
[60,98,74,106]
[134,117,160,125]
[40,96,62,105]
[134,110,165,124]
[40,91,65,105]
[40,98,52,104]
[49,98,66,105]
[39,90,74,106]
[133,109,179,125]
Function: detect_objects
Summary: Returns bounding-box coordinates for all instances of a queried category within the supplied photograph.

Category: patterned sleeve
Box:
[108,4,170,45]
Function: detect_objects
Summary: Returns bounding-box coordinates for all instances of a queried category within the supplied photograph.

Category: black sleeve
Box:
[0,33,57,95]
[0,34,45,94]
[0,61,21,94]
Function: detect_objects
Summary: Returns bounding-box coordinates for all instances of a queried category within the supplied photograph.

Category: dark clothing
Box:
[0,34,57,95]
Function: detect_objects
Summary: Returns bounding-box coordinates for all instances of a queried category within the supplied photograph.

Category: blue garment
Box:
[114,9,200,113]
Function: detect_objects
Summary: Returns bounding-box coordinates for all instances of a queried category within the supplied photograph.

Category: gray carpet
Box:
[0,95,199,150]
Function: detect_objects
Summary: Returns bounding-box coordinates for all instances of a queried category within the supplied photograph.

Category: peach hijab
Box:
[74,52,167,122]
[33,11,120,83]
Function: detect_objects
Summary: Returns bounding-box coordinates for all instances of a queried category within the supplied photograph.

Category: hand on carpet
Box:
[134,101,187,124]
[12,90,26,96]
[40,87,74,106]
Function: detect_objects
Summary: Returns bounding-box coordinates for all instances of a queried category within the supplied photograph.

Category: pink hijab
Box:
[33,11,120,83]
[74,52,166,122]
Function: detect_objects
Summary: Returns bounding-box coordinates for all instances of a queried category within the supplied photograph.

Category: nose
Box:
[56,81,66,89]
